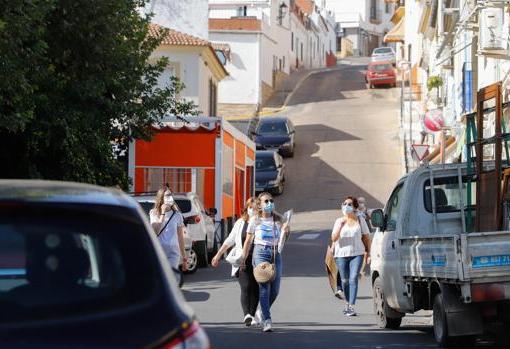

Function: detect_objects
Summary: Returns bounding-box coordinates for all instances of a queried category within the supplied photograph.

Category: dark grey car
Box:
[0,180,209,349]
[252,116,296,157]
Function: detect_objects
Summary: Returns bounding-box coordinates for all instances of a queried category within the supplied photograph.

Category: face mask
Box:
[247,208,255,217]
[342,205,354,215]
[263,201,275,213]
[164,195,174,205]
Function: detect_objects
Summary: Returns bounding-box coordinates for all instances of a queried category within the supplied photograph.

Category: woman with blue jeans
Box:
[242,192,289,332]
[331,196,371,316]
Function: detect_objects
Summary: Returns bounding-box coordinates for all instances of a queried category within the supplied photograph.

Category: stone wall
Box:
[218,103,258,118]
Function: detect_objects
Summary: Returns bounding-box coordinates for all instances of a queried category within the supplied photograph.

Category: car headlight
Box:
[283,141,291,147]
[268,180,278,186]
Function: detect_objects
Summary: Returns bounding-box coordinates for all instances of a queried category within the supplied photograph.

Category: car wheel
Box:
[288,144,295,158]
[194,240,208,268]
[184,248,198,274]
[373,277,402,329]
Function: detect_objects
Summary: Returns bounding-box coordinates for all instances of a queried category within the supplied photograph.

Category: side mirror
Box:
[207,208,217,216]
[250,131,258,136]
[371,209,385,229]
[278,164,283,169]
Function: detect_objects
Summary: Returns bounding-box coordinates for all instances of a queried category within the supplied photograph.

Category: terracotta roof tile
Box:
[149,23,209,47]
[209,18,261,31]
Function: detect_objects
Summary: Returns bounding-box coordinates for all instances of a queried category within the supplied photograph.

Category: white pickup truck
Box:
[370,163,510,347]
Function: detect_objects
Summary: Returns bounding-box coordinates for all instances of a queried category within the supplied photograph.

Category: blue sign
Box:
[431,255,446,267]
[472,255,510,268]
[462,62,473,113]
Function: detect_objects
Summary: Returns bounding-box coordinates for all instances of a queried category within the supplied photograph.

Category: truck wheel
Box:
[433,294,476,348]
[373,277,402,329]
[194,240,208,268]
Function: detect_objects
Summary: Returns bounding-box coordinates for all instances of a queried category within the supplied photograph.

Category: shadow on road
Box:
[276,123,384,214]
[181,289,210,302]
[203,323,436,349]
[287,66,367,106]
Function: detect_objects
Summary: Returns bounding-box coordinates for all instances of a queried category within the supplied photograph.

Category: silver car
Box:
[371,47,396,65]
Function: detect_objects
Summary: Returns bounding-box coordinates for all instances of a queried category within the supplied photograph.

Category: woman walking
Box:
[331,196,370,316]
[211,198,259,326]
[150,188,188,284]
[242,192,289,332]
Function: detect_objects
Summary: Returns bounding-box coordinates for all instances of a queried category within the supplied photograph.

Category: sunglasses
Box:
[263,199,274,204]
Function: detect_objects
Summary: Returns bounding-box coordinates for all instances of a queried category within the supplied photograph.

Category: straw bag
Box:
[253,221,277,284]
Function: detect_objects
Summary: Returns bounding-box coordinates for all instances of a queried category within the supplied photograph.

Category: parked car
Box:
[252,116,296,157]
[255,150,285,195]
[133,192,217,271]
[365,61,397,88]
[371,46,396,65]
[0,180,210,348]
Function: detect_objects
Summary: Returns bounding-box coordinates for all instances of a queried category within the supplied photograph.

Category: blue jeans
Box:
[335,255,364,305]
[253,245,282,321]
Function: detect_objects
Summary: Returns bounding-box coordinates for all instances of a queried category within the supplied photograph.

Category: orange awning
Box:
[384,17,405,43]
[390,6,404,24]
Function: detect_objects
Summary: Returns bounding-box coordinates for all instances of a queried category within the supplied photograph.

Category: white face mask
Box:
[247,208,255,217]
[163,195,174,205]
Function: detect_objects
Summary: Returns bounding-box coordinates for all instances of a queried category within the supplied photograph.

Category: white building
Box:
[149,23,228,116]
[325,0,395,56]
[209,0,336,116]
[146,0,209,40]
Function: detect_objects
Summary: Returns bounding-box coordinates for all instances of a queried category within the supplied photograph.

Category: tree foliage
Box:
[0,0,198,188]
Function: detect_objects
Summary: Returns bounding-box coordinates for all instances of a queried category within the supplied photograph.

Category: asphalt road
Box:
[182,59,497,348]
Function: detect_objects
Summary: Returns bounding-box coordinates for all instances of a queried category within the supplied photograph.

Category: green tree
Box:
[0,0,198,188]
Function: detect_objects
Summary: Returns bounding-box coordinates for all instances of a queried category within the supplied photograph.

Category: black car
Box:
[0,180,209,349]
[255,150,285,195]
[252,116,296,157]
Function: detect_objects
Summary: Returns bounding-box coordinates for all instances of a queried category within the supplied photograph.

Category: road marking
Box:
[297,233,321,240]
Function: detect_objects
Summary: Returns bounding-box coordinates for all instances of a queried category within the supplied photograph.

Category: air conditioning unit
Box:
[479,7,505,51]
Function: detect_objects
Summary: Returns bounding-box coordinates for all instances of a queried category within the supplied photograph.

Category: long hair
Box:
[153,189,166,216]
[241,197,256,222]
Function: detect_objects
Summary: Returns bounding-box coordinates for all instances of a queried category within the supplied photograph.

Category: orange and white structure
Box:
[128,116,255,222]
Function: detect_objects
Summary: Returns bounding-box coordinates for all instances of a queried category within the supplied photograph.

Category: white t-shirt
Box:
[150,209,184,268]
[247,216,280,247]
[331,217,369,258]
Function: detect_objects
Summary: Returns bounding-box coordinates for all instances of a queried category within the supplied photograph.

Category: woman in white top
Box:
[242,192,289,333]
[331,196,370,316]
[211,197,259,326]
[149,188,187,275]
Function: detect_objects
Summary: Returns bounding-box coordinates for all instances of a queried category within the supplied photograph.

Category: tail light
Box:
[184,215,201,225]
[471,283,507,302]
[161,322,210,349]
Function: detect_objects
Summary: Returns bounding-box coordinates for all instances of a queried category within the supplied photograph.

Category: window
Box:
[140,168,193,193]
[369,63,393,71]
[237,6,247,17]
[370,0,378,20]
[256,155,277,171]
[385,2,390,14]
[222,145,233,196]
[283,56,285,69]
[385,183,404,231]
[257,121,288,135]
[423,177,476,213]
[0,214,160,323]
[209,79,217,116]
[291,32,294,51]
[300,43,303,61]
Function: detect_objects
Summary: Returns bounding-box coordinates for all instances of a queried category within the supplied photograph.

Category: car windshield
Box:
[0,209,161,323]
[370,64,393,71]
[174,199,192,213]
[257,121,288,135]
[373,48,392,54]
[256,156,276,171]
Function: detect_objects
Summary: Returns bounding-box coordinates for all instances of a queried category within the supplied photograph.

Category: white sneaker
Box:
[262,319,273,332]
[254,309,262,325]
[335,290,345,300]
[243,314,253,326]
[250,314,259,326]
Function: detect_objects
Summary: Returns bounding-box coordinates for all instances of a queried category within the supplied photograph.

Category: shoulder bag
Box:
[253,220,277,284]
[157,210,176,237]
[225,221,248,266]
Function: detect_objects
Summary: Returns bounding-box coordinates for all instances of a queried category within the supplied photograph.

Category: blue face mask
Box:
[342,205,354,215]
[263,202,275,213]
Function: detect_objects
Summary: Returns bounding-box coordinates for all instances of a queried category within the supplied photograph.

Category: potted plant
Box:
[427,75,443,106]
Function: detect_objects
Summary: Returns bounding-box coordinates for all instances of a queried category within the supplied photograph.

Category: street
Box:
[183,59,438,348]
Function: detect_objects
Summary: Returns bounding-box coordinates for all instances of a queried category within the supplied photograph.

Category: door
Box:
[235,168,245,218]
[380,182,410,311]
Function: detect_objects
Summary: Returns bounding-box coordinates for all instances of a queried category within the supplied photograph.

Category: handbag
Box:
[253,220,277,284]
[325,219,346,293]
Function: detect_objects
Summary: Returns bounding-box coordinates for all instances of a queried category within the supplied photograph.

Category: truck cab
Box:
[370,163,510,346]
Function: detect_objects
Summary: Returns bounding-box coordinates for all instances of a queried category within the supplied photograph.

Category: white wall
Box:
[210,32,260,105]
[151,48,201,110]
[147,0,209,40]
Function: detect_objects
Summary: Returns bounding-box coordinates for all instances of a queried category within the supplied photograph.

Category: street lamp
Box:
[277,2,288,25]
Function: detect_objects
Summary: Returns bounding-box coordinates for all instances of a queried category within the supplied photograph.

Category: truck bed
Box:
[400,231,510,283]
